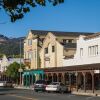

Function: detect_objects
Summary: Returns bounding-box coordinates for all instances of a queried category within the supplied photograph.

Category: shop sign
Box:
[44,57,50,61]
[18,68,23,72]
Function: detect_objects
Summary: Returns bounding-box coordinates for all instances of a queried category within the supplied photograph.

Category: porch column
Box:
[29,74,31,87]
[69,73,72,91]
[26,74,28,87]
[51,73,53,82]
[31,73,33,85]
[62,72,65,84]
[91,71,94,93]
[76,72,78,92]
[82,72,86,92]
[46,73,48,81]
[56,73,59,82]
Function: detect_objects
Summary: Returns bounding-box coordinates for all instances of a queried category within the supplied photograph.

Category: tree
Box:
[0,0,64,22]
[5,62,25,83]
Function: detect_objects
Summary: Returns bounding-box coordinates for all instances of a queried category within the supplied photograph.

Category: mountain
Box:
[0,34,25,58]
[0,34,8,44]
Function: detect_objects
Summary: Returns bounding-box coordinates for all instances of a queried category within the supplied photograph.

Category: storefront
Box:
[22,63,100,93]
[22,70,44,87]
[43,63,100,92]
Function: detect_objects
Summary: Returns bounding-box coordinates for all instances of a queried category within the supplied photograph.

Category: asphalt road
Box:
[0,88,100,100]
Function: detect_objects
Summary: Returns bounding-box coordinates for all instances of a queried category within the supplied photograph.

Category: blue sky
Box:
[0,0,100,37]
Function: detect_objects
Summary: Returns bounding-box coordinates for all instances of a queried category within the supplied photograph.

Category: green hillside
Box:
[0,35,24,58]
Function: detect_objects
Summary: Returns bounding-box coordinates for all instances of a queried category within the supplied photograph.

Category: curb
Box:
[14,87,32,90]
[72,92,100,97]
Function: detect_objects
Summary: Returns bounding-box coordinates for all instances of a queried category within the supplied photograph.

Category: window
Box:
[63,39,73,44]
[52,46,55,52]
[28,51,33,59]
[45,47,48,54]
[95,45,98,55]
[88,45,98,56]
[28,39,32,45]
[88,47,91,56]
[68,39,73,43]
[63,39,66,44]
[80,48,83,57]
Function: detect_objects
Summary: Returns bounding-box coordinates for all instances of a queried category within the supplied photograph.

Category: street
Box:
[0,88,100,100]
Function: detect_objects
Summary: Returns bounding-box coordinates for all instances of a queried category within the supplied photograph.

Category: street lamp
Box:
[18,39,23,86]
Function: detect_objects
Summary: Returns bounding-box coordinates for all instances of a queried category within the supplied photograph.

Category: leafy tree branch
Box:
[0,0,64,22]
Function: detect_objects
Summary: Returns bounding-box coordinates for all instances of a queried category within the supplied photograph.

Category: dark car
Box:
[34,80,51,92]
[0,81,13,87]
[5,81,13,87]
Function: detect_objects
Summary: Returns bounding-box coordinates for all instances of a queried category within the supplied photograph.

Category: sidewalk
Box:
[72,90,100,97]
[14,86,100,97]
[14,85,33,90]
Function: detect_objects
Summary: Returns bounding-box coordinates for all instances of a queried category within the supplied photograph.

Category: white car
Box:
[46,82,67,93]
[0,81,13,87]
[0,81,6,87]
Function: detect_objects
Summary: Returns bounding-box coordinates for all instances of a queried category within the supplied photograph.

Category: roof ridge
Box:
[30,30,95,36]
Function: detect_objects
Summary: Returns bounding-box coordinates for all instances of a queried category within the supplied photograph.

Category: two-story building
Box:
[40,32,77,68]
[24,30,47,69]
[62,33,100,93]
[23,30,94,87]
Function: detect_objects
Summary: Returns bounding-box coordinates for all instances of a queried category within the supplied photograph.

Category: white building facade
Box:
[63,33,100,66]
[0,55,24,72]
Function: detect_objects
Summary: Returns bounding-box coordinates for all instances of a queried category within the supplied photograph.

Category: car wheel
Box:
[35,90,38,92]
[59,89,64,94]
[47,91,50,93]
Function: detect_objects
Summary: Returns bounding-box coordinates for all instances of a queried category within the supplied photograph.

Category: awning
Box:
[22,70,44,76]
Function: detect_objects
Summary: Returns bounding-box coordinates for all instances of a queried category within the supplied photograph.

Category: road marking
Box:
[86,97,94,100]
[67,95,76,98]
[8,94,38,100]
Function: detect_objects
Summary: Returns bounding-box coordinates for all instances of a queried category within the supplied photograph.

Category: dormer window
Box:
[63,39,66,44]
[80,48,83,57]
[68,39,73,43]
[45,47,48,54]
[52,46,55,52]
[63,39,73,44]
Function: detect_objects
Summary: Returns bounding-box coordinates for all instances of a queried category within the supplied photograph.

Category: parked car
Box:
[46,82,68,93]
[34,80,51,92]
[0,81,13,87]
[5,81,13,87]
[0,81,6,87]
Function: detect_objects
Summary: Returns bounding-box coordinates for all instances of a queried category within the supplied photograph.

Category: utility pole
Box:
[19,39,23,86]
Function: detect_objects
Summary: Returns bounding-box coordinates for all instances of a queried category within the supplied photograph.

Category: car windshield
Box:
[35,80,46,84]
[6,81,12,83]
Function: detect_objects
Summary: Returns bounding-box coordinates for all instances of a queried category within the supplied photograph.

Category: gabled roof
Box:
[84,32,100,40]
[30,30,94,37]
[30,30,48,36]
